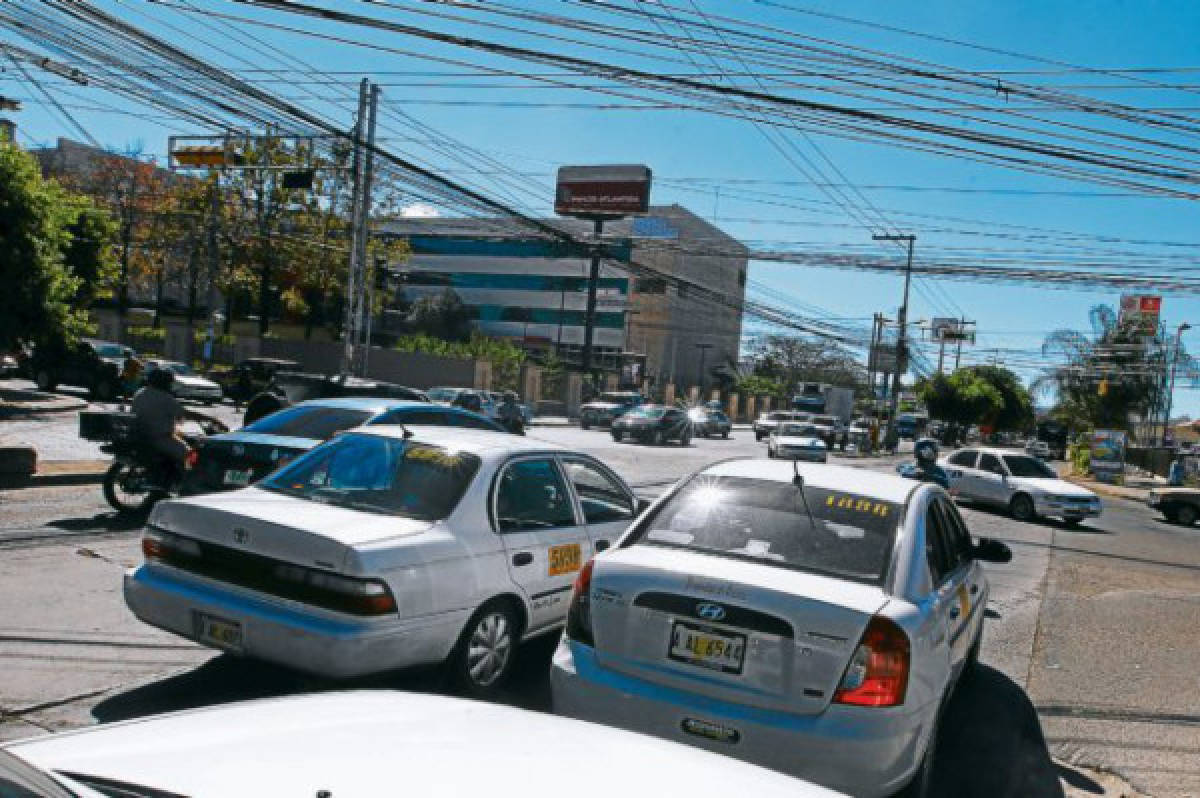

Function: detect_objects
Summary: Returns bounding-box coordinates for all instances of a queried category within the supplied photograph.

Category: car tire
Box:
[679,431,691,447]
[754,432,764,441]
[450,599,520,698]
[722,430,730,439]
[1177,504,1198,526]
[652,430,665,446]
[34,369,57,392]
[1009,493,1036,523]
[1162,505,1179,523]
[612,431,622,442]
[581,419,591,430]
[1062,518,1083,528]
[767,448,776,459]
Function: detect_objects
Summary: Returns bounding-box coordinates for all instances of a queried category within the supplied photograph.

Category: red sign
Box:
[1140,296,1162,313]
[555,165,652,218]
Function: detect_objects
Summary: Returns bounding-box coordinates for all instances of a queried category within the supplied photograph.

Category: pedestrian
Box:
[1169,456,1186,486]
[121,355,143,399]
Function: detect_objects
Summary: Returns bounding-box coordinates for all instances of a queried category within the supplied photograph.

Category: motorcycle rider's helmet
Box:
[914,437,939,467]
[147,367,174,392]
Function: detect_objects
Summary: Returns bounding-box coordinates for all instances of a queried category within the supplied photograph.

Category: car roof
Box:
[289,397,428,413]
[956,446,1031,457]
[701,458,918,505]
[357,424,565,456]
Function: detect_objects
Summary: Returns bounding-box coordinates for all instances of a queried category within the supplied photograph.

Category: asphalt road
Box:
[1,408,1195,796]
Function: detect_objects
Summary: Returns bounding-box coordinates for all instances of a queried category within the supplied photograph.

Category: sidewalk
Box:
[1063,470,1164,502]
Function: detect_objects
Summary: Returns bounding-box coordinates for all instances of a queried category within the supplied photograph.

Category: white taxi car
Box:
[124,426,642,694]
[767,422,829,462]
[941,446,1101,525]
[551,458,1011,798]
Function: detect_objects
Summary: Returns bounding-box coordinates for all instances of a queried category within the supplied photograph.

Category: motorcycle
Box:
[85,411,229,514]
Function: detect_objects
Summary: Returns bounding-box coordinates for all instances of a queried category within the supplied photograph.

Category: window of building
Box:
[635,277,667,294]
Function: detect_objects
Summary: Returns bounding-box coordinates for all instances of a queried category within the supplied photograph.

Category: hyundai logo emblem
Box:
[232,527,249,545]
[696,602,726,622]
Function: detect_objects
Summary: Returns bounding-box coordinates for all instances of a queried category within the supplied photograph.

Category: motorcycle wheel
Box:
[102,462,159,515]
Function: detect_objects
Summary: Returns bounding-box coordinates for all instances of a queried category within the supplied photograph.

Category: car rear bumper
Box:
[124,563,467,678]
[550,640,930,798]
[1034,498,1102,519]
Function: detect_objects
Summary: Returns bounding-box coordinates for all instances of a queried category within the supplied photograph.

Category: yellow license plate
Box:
[547,543,582,576]
[195,612,243,652]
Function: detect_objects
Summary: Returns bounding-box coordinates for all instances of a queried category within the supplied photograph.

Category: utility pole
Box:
[1164,322,1190,445]
[873,233,915,452]
[955,316,966,370]
[580,218,604,392]
[341,79,378,376]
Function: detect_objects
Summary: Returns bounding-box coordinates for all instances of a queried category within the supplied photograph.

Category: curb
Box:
[1063,475,1150,503]
[0,459,108,489]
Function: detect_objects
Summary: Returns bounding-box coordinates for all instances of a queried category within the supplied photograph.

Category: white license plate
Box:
[223,469,251,486]
[669,621,746,674]
[194,612,243,652]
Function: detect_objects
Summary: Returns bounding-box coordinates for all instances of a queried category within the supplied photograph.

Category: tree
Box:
[406,288,472,341]
[0,142,115,351]
[745,335,869,396]
[1034,304,1184,433]
[917,365,1033,439]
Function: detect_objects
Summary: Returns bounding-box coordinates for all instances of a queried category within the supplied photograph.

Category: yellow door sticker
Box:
[548,543,582,576]
[956,584,970,620]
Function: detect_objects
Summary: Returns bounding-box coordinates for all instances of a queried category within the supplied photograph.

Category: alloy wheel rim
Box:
[466,612,512,687]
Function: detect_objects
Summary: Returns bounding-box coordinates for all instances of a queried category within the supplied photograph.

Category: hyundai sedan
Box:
[551,458,1011,798]
[126,426,641,694]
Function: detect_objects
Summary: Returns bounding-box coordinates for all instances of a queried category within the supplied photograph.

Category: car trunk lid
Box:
[193,433,318,490]
[590,545,887,715]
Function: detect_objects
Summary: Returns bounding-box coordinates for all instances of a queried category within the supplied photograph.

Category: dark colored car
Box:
[610,404,692,446]
[687,407,732,438]
[218,358,302,403]
[183,398,502,495]
[580,391,644,429]
[27,338,133,401]
[242,371,429,425]
[1147,487,1200,526]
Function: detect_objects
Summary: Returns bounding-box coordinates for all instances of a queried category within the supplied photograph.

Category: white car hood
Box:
[1010,477,1097,499]
[775,435,825,447]
[6,692,843,798]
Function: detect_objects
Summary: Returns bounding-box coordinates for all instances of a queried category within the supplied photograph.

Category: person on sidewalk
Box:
[1169,456,1186,486]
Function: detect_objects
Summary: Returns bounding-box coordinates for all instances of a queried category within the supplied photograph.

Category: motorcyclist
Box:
[498,391,524,434]
[897,436,950,489]
[130,368,199,483]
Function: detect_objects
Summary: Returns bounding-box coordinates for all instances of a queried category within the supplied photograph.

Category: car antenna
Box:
[792,460,818,529]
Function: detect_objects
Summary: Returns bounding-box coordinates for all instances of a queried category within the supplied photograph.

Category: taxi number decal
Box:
[956,583,970,619]
[548,543,582,576]
[825,495,890,517]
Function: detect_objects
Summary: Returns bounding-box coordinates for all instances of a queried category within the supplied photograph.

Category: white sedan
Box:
[767,422,828,462]
[124,426,642,694]
[145,359,224,404]
[551,458,1012,798]
[941,446,1101,525]
[2,691,844,797]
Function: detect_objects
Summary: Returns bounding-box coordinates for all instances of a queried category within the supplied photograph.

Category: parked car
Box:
[941,447,1102,525]
[1,692,839,798]
[143,359,223,404]
[26,338,132,400]
[183,398,502,495]
[580,391,644,428]
[217,357,301,402]
[0,352,19,378]
[688,407,732,438]
[810,413,842,448]
[485,390,534,425]
[611,404,692,445]
[767,422,828,462]
[552,458,1011,797]
[126,426,641,694]
[1024,439,1051,460]
[752,410,807,441]
[1147,487,1200,525]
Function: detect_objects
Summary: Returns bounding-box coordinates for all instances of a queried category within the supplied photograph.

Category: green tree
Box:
[917,365,1033,436]
[406,288,472,342]
[0,142,114,351]
[745,335,869,397]
[62,204,118,307]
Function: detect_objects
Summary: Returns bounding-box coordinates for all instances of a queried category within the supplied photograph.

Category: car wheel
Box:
[767,448,775,459]
[1009,493,1036,523]
[34,369,57,392]
[612,431,623,442]
[581,418,591,430]
[1162,505,1179,523]
[1062,518,1083,528]
[680,431,691,447]
[451,600,520,698]
[1177,504,1198,526]
[754,431,764,441]
[722,430,730,439]
[653,430,665,446]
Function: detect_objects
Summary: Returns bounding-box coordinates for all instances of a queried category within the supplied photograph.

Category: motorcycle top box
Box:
[79,411,137,442]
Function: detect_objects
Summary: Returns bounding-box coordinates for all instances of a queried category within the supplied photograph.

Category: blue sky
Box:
[6,0,1200,416]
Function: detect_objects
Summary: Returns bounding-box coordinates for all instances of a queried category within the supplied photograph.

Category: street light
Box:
[1164,322,1192,446]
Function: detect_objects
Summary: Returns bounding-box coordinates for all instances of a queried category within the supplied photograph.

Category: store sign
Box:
[1089,429,1127,483]
[555,164,652,217]
[1119,294,1162,336]
[931,317,975,343]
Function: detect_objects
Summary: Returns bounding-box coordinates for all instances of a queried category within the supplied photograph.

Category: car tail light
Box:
[271,563,397,616]
[833,615,910,707]
[184,449,199,470]
[142,527,201,562]
[564,558,595,646]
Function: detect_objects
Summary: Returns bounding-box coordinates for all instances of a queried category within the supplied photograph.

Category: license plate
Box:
[669,621,746,674]
[194,612,243,652]
[548,543,582,576]
[223,469,251,486]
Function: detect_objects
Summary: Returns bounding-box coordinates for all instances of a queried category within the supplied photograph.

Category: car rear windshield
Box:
[1003,455,1057,479]
[260,433,480,520]
[93,343,125,358]
[630,475,900,584]
[243,405,373,440]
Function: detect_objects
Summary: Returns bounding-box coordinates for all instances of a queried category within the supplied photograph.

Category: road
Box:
[1,406,1196,796]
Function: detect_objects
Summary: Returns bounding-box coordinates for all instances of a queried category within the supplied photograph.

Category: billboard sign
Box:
[931,317,975,343]
[555,164,652,218]
[1119,294,1162,336]
[1089,429,1127,483]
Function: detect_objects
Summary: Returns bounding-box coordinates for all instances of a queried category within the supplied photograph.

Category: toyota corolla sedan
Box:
[767,422,828,462]
[2,692,842,798]
[126,426,641,694]
[941,446,1102,525]
[611,404,692,445]
[551,458,1011,798]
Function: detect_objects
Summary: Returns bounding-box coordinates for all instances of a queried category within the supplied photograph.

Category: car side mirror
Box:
[973,537,1012,563]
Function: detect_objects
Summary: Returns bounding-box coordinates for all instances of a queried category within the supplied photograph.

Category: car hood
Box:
[5,692,841,798]
[775,435,825,447]
[1010,477,1097,498]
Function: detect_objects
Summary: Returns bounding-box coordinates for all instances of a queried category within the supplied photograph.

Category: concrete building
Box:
[382,204,746,390]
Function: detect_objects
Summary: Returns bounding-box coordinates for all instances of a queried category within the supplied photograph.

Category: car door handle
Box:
[594,540,610,552]
[511,552,533,567]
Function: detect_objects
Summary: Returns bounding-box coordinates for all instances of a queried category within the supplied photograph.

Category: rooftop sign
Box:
[555,164,652,218]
